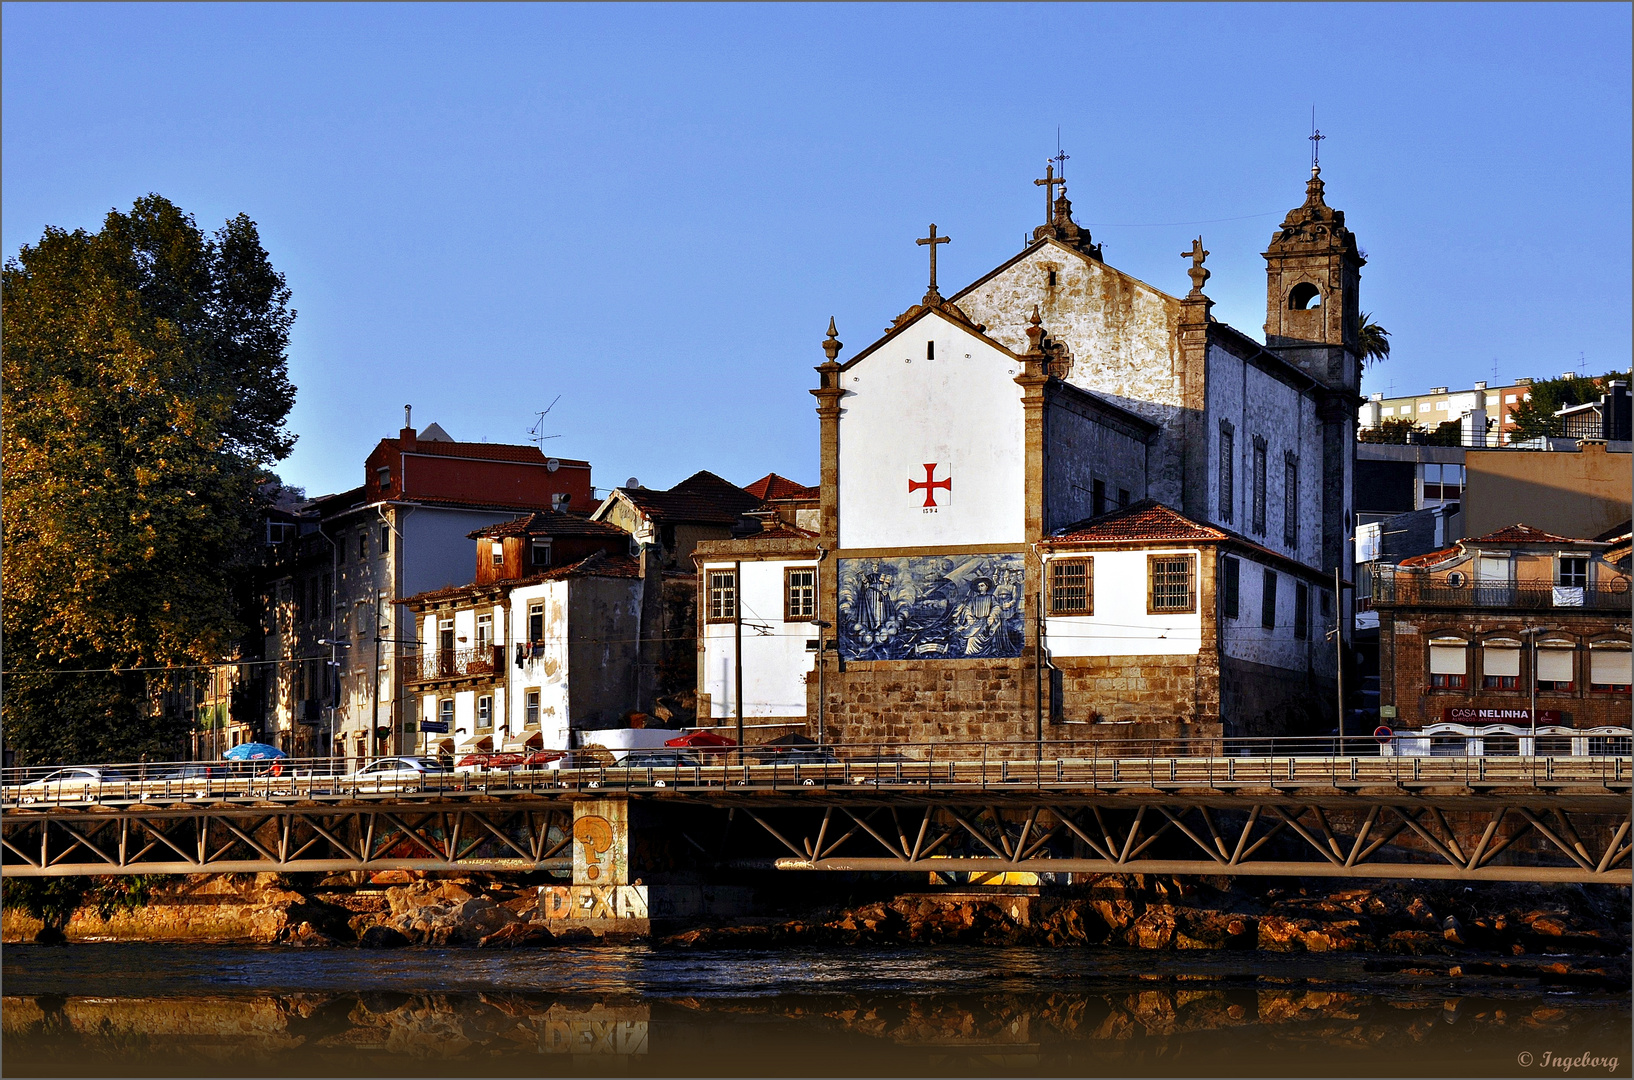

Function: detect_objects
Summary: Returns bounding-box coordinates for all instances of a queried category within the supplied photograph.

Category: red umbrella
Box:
[522,750,565,768]
[665,730,736,749]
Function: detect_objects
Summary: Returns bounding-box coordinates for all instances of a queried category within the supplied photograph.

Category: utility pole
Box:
[1335,567,1347,752]
[810,619,832,746]
[733,560,744,750]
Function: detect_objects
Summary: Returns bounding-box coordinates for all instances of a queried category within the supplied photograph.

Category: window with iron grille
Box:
[784,567,816,621]
[1251,437,1267,536]
[1050,558,1093,615]
[1221,556,1239,618]
[707,570,738,622]
[1148,555,1195,613]
[1218,422,1234,523]
[1283,452,1299,547]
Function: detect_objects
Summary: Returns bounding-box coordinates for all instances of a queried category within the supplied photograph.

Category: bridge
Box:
[4,741,1629,886]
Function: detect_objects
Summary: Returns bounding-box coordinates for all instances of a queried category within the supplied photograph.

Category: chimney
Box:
[1603,381,1631,441]
[400,404,417,450]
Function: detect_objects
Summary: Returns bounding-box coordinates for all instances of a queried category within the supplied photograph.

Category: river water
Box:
[2,943,1628,1078]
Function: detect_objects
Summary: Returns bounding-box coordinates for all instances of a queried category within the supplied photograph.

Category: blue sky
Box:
[5,3,1630,499]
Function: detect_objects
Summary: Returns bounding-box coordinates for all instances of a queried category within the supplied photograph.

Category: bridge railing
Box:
[1,738,1629,806]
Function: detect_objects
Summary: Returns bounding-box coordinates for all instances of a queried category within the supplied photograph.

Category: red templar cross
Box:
[909,463,952,508]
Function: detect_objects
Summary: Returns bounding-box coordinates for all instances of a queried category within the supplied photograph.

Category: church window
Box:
[1288,283,1321,310]
[1221,557,1240,619]
[1261,569,1277,629]
[1218,421,1235,523]
[1294,583,1309,640]
[1118,489,1131,508]
[1283,452,1299,547]
[707,570,738,622]
[1047,269,1058,287]
[1251,437,1268,536]
[784,568,816,621]
[1049,558,1092,615]
[1148,555,1196,614]
[1093,480,1106,517]
[926,341,935,360]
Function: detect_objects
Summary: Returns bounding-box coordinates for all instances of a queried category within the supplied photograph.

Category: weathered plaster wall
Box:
[698,558,818,718]
[568,576,645,730]
[838,312,1025,550]
[955,243,1187,504]
[1042,549,1203,658]
[1218,552,1335,679]
[508,579,572,748]
[1042,396,1148,531]
[1204,345,1325,569]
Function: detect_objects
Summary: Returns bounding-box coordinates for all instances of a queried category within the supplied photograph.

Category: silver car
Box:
[347,756,446,794]
[14,766,132,803]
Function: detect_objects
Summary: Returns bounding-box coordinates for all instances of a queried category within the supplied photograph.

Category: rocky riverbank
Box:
[3,872,1627,983]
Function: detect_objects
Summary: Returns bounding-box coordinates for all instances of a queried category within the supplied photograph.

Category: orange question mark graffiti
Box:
[573,816,614,880]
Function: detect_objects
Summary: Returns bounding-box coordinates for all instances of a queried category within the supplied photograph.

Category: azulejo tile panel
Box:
[837,553,1025,661]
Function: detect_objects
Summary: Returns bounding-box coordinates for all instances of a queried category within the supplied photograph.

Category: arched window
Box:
[1288,282,1321,310]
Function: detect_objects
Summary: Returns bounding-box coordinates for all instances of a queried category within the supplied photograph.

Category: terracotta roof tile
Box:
[400,552,641,606]
[385,437,589,467]
[1049,500,1231,544]
[1398,546,1461,568]
[615,471,762,525]
[1468,523,1594,545]
[467,511,629,541]
[744,473,819,501]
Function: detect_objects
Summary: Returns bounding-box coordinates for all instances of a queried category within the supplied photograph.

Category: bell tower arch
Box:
[1262,165,1364,395]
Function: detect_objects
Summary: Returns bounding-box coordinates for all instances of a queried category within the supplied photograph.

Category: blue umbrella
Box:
[223,742,287,761]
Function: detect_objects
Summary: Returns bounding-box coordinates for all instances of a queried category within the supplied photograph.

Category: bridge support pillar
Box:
[538,798,650,936]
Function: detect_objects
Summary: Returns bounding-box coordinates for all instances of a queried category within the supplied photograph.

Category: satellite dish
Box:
[626,477,640,489]
[546,458,560,473]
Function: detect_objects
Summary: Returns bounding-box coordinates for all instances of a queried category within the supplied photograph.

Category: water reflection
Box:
[3,945,1628,1077]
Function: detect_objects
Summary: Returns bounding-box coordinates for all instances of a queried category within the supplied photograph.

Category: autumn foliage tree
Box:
[2,195,296,763]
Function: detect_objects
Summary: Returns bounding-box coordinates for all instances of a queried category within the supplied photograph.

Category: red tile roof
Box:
[400,552,641,606]
[744,473,818,501]
[616,471,762,525]
[1467,524,1597,545]
[383,437,589,467]
[1049,500,1231,544]
[749,520,818,540]
[1398,546,1461,568]
[467,510,629,541]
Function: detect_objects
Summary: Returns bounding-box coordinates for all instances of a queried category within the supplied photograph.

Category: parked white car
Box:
[13,766,133,803]
[347,757,447,793]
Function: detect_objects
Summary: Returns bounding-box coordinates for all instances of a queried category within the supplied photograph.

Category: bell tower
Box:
[1262,162,1364,395]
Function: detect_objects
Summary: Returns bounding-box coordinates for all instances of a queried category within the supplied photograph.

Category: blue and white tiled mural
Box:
[836,553,1026,661]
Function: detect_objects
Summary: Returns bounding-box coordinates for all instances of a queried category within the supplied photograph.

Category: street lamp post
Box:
[809,619,832,747]
[316,638,351,761]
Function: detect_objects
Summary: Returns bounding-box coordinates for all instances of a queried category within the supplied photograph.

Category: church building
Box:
[696,154,1363,744]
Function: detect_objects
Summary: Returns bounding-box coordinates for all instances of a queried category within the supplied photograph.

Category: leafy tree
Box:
[2,195,296,764]
[1356,312,1391,365]
[1507,372,1621,441]
[1359,417,1420,444]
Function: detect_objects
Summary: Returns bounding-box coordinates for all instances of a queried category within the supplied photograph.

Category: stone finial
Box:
[1025,304,1045,353]
[1183,237,1211,297]
[821,317,842,362]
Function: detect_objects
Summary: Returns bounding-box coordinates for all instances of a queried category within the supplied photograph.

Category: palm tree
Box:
[1356,312,1391,365]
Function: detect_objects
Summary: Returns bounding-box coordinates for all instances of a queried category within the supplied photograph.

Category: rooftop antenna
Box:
[1309,106,1325,174]
[528,395,563,449]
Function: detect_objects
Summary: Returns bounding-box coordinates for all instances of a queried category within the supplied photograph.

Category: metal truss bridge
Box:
[2,746,1627,885]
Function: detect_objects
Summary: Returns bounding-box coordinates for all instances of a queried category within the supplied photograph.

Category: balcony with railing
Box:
[1371,572,1630,612]
[407,646,503,683]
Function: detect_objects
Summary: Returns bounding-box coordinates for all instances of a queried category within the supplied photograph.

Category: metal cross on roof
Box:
[916,224,950,295]
[1309,107,1325,173]
[1034,163,1065,223]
